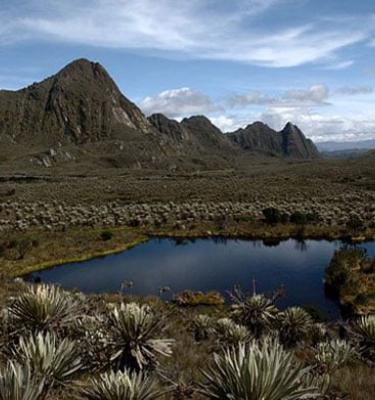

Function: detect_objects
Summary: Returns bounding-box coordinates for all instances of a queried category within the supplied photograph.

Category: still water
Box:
[28,238,375,319]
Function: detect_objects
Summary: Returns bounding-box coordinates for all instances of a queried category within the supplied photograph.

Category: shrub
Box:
[108,303,174,370]
[290,211,320,225]
[324,248,366,297]
[78,369,163,400]
[290,212,308,225]
[201,339,318,400]
[346,215,364,231]
[70,314,109,370]
[174,291,224,306]
[100,230,113,241]
[262,208,282,224]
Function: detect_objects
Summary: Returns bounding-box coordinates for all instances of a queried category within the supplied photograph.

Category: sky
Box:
[0,0,375,142]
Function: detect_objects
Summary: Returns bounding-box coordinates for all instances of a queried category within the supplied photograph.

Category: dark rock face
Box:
[228,121,319,159]
[228,122,283,156]
[180,116,236,152]
[0,58,151,146]
[280,122,320,159]
[148,113,189,143]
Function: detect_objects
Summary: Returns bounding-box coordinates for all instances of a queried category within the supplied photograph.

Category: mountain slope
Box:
[0,59,152,146]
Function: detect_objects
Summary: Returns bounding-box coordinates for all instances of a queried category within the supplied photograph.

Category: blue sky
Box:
[1,0,375,142]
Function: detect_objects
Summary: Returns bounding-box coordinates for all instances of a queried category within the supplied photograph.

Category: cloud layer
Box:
[139,83,375,141]
[140,88,218,118]
[1,0,373,68]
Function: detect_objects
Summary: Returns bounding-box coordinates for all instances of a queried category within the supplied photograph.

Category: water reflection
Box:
[27,238,375,319]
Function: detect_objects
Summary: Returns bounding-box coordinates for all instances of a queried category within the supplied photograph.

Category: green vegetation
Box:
[0,282,374,399]
[100,230,114,241]
[79,370,163,400]
[173,291,224,306]
[325,248,375,314]
[201,339,318,400]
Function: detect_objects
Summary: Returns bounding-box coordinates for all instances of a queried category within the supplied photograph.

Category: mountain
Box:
[228,121,319,159]
[0,58,151,144]
[280,122,320,159]
[0,58,319,172]
[0,59,181,170]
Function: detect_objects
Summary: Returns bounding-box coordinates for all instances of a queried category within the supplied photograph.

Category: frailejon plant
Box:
[191,315,215,342]
[0,362,44,400]
[108,303,174,370]
[201,338,318,400]
[231,294,279,337]
[313,339,357,374]
[78,369,164,400]
[278,307,313,347]
[352,315,375,362]
[7,284,81,333]
[214,318,250,346]
[13,332,83,391]
[353,315,375,344]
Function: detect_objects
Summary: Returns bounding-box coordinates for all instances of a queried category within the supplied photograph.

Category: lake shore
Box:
[0,220,374,278]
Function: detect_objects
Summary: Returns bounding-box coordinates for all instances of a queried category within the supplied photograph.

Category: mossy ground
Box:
[325,248,375,315]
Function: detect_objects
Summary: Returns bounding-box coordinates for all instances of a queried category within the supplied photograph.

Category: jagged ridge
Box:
[0,58,320,171]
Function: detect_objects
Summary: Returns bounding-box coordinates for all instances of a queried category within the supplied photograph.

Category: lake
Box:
[27,238,375,319]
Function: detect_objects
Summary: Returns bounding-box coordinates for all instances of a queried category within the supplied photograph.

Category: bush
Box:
[290,211,319,225]
[324,248,365,296]
[100,230,113,241]
[346,215,364,231]
[262,208,283,224]
[174,290,224,306]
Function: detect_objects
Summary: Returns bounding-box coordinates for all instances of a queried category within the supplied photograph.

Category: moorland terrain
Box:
[0,59,374,400]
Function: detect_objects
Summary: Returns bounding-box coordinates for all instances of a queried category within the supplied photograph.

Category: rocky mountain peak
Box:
[280,122,319,159]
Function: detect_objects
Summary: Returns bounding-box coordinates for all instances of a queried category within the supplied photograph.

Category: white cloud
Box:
[260,107,375,142]
[227,84,330,108]
[140,83,375,141]
[335,86,373,96]
[209,116,244,132]
[140,87,218,118]
[324,60,354,70]
[0,0,371,68]
[284,84,329,105]
[227,91,276,107]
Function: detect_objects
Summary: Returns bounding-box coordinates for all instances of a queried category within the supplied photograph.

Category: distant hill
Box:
[228,121,319,159]
[0,58,320,172]
[317,139,375,152]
